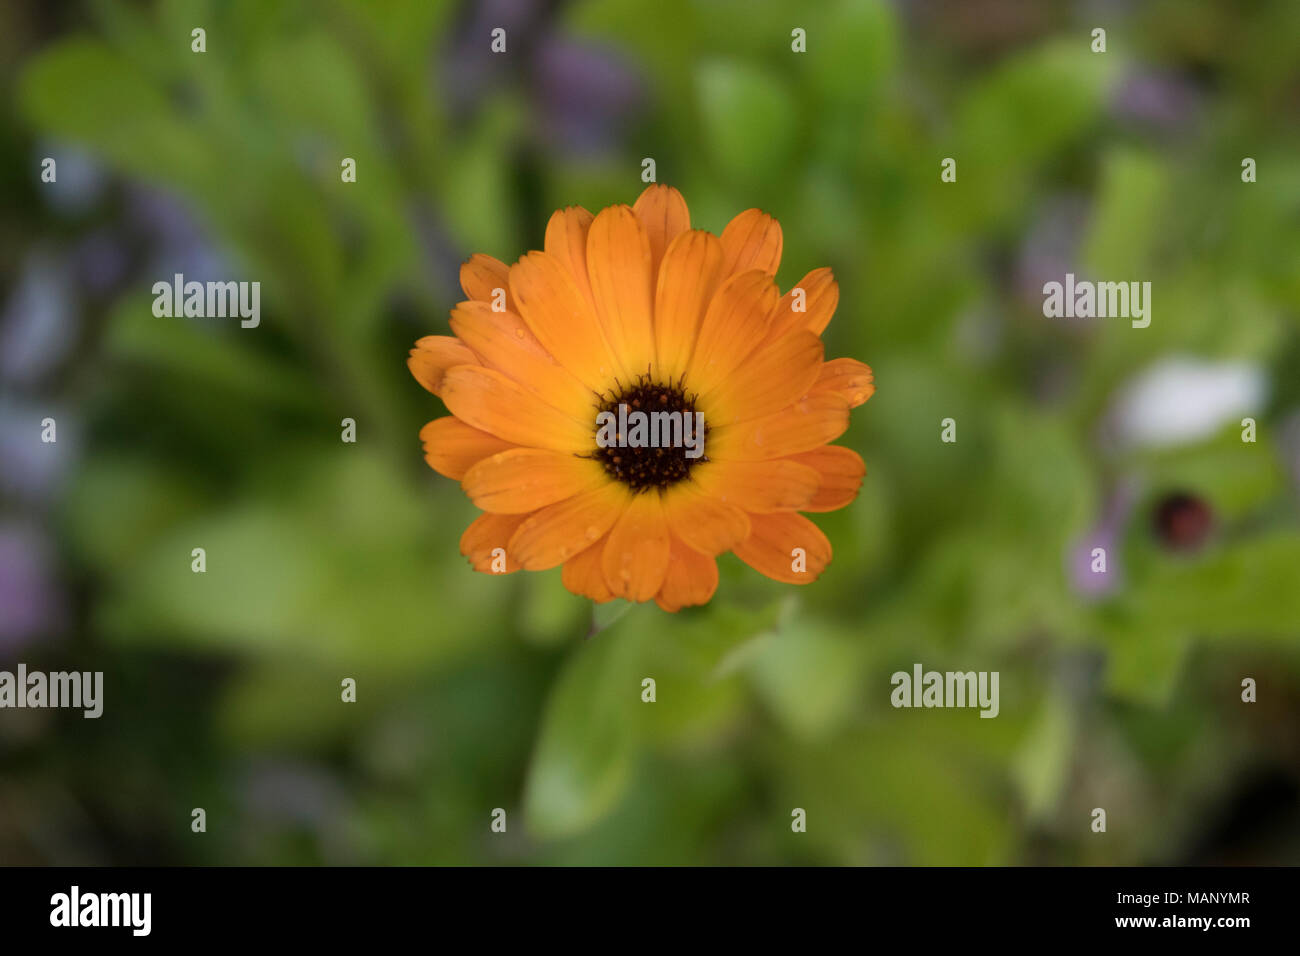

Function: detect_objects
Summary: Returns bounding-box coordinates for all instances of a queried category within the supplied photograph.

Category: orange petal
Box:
[440,365,592,452]
[419,417,515,480]
[460,512,529,573]
[449,300,594,420]
[562,535,615,603]
[632,184,690,276]
[686,269,779,397]
[655,539,718,612]
[586,204,655,378]
[810,357,875,408]
[460,254,513,310]
[543,206,597,306]
[788,446,865,512]
[408,335,478,396]
[709,391,851,461]
[508,483,629,570]
[733,512,832,584]
[701,330,824,426]
[601,491,671,602]
[661,480,751,555]
[691,458,820,513]
[720,208,783,277]
[462,448,605,514]
[509,250,622,393]
[769,267,839,338]
[653,230,725,384]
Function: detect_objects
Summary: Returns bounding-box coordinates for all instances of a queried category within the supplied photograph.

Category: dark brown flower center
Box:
[1152,491,1214,552]
[590,374,707,493]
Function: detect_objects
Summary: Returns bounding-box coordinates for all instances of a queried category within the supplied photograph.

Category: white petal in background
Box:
[1111,357,1268,450]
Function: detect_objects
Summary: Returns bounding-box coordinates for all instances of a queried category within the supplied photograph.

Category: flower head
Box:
[410,185,874,611]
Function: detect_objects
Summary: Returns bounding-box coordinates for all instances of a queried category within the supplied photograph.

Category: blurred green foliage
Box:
[4,0,1300,864]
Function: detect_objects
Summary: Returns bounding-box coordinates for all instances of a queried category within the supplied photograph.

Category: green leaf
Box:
[523,612,650,839]
[1082,149,1171,276]
[746,616,865,739]
[804,0,898,105]
[94,452,510,671]
[20,39,217,189]
[592,599,634,634]
[1122,532,1300,640]
[1103,624,1190,706]
[1013,695,1075,820]
[696,60,797,184]
[955,39,1119,227]
[636,600,783,747]
[519,569,591,647]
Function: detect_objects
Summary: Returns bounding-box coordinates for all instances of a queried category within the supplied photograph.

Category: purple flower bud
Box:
[0,523,64,655]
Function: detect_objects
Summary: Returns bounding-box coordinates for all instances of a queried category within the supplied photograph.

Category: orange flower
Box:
[409,185,874,611]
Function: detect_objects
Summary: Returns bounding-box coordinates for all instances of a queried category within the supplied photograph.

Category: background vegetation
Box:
[3,0,1299,864]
